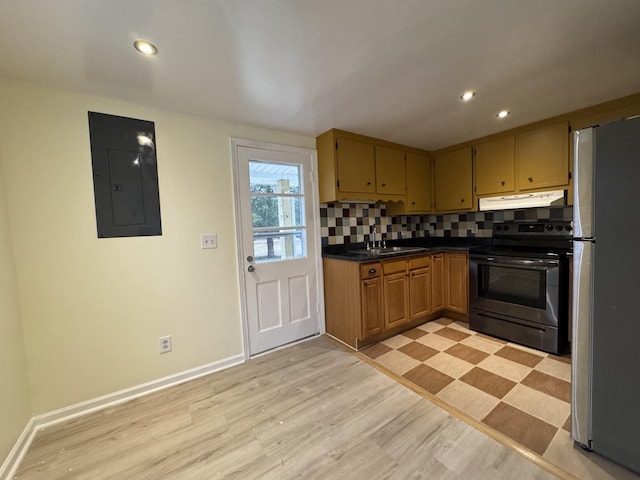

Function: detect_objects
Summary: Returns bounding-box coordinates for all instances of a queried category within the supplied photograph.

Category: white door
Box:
[233,141,321,356]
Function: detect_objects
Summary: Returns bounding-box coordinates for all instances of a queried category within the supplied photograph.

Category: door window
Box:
[249,161,306,263]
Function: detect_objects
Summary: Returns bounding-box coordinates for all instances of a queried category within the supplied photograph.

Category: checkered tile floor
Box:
[362,317,572,458]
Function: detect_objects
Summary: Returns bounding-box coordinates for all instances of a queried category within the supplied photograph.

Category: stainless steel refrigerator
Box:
[572,116,640,474]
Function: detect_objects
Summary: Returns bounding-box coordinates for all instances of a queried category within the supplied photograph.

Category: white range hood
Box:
[478,189,566,211]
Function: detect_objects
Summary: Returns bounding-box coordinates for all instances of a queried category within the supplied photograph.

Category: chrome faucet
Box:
[369,226,377,249]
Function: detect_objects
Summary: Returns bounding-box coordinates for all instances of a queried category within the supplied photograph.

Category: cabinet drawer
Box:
[383,259,408,275]
[409,255,430,270]
[360,262,381,279]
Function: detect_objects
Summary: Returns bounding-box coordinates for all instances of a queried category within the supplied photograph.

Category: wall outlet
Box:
[159,335,172,354]
[201,233,217,249]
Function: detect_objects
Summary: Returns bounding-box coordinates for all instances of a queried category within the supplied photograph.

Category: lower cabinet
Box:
[445,252,469,313]
[383,259,409,329]
[323,251,469,349]
[409,256,432,320]
[431,253,445,312]
[361,276,383,338]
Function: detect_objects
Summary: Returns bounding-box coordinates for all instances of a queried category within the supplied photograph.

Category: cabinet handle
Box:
[368,268,377,274]
[528,176,533,182]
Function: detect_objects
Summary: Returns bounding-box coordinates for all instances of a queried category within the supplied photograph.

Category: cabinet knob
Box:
[528,176,533,182]
[460,198,465,203]
[368,268,377,274]
[411,201,416,205]
[381,183,386,187]
[501,180,505,186]
[366,181,372,186]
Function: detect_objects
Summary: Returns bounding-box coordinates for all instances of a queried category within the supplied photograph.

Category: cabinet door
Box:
[431,254,445,312]
[474,136,515,196]
[434,147,473,212]
[375,146,406,195]
[445,252,469,314]
[516,122,569,191]
[336,137,376,194]
[383,272,409,329]
[409,267,432,320]
[406,152,432,213]
[361,278,384,338]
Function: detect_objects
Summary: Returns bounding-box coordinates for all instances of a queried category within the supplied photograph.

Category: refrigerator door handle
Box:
[571,240,594,448]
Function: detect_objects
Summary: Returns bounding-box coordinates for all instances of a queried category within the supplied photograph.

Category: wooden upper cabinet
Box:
[375,146,406,195]
[316,129,416,203]
[516,121,569,191]
[406,152,432,213]
[474,136,515,196]
[433,146,473,212]
[336,137,376,194]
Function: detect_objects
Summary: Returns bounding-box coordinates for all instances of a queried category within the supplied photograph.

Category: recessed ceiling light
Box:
[133,40,158,56]
[497,110,510,119]
[460,91,475,101]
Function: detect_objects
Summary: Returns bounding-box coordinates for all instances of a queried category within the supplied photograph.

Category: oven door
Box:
[470,254,561,327]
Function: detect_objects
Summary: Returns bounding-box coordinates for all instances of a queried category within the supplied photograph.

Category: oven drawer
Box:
[470,309,562,355]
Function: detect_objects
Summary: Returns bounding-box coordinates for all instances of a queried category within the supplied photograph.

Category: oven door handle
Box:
[471,255,559,269]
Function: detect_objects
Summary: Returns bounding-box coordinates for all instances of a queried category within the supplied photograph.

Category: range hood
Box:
[478,189,566,211]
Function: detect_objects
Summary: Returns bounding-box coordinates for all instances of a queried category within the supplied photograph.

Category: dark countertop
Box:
[322,237,491,262]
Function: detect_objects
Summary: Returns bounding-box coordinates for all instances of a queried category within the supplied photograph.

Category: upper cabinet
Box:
[516,121,569,191]
[317,119,571,213]
[317,129,428,205]
[375,146,406,195]
[405,152,433,213]
[433,146,473,212]
[387,151,433,215]
[474,136,515,196]
[334,137,376,194]
[471,121,570,203]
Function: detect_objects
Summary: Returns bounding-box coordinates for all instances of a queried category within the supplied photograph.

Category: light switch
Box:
[201,234,217,249]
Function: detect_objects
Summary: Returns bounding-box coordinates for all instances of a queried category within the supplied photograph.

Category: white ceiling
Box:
[1,0,640,150]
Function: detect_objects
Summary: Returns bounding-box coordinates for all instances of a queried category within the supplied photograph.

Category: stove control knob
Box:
[556,225,563,231]
[495,225,502,231]
[546,224,554,231]
[503,225,509,231]
[565,225,572,231]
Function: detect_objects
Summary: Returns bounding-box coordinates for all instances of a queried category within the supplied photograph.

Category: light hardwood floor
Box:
[15,336,558,479]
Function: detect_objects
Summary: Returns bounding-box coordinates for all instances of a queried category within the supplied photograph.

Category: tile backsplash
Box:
[320,203,573,246]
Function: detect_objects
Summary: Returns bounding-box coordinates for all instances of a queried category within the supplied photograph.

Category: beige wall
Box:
[0,78,315,416]
[0,143,31,460]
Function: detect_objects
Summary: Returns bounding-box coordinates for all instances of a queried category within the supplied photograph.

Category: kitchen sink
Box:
[347,246,428,256]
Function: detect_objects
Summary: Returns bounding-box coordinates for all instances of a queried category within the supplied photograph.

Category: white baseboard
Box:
[0,417,37,480]
[0,353,244,480]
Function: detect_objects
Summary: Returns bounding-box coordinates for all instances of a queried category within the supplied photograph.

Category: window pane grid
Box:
[249,159,307,263]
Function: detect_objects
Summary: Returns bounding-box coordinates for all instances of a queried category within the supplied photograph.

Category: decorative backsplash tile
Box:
[320,203,573,246]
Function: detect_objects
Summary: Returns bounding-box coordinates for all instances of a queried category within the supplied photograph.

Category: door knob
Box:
[248,265,255,272]
[246,255,254,262]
